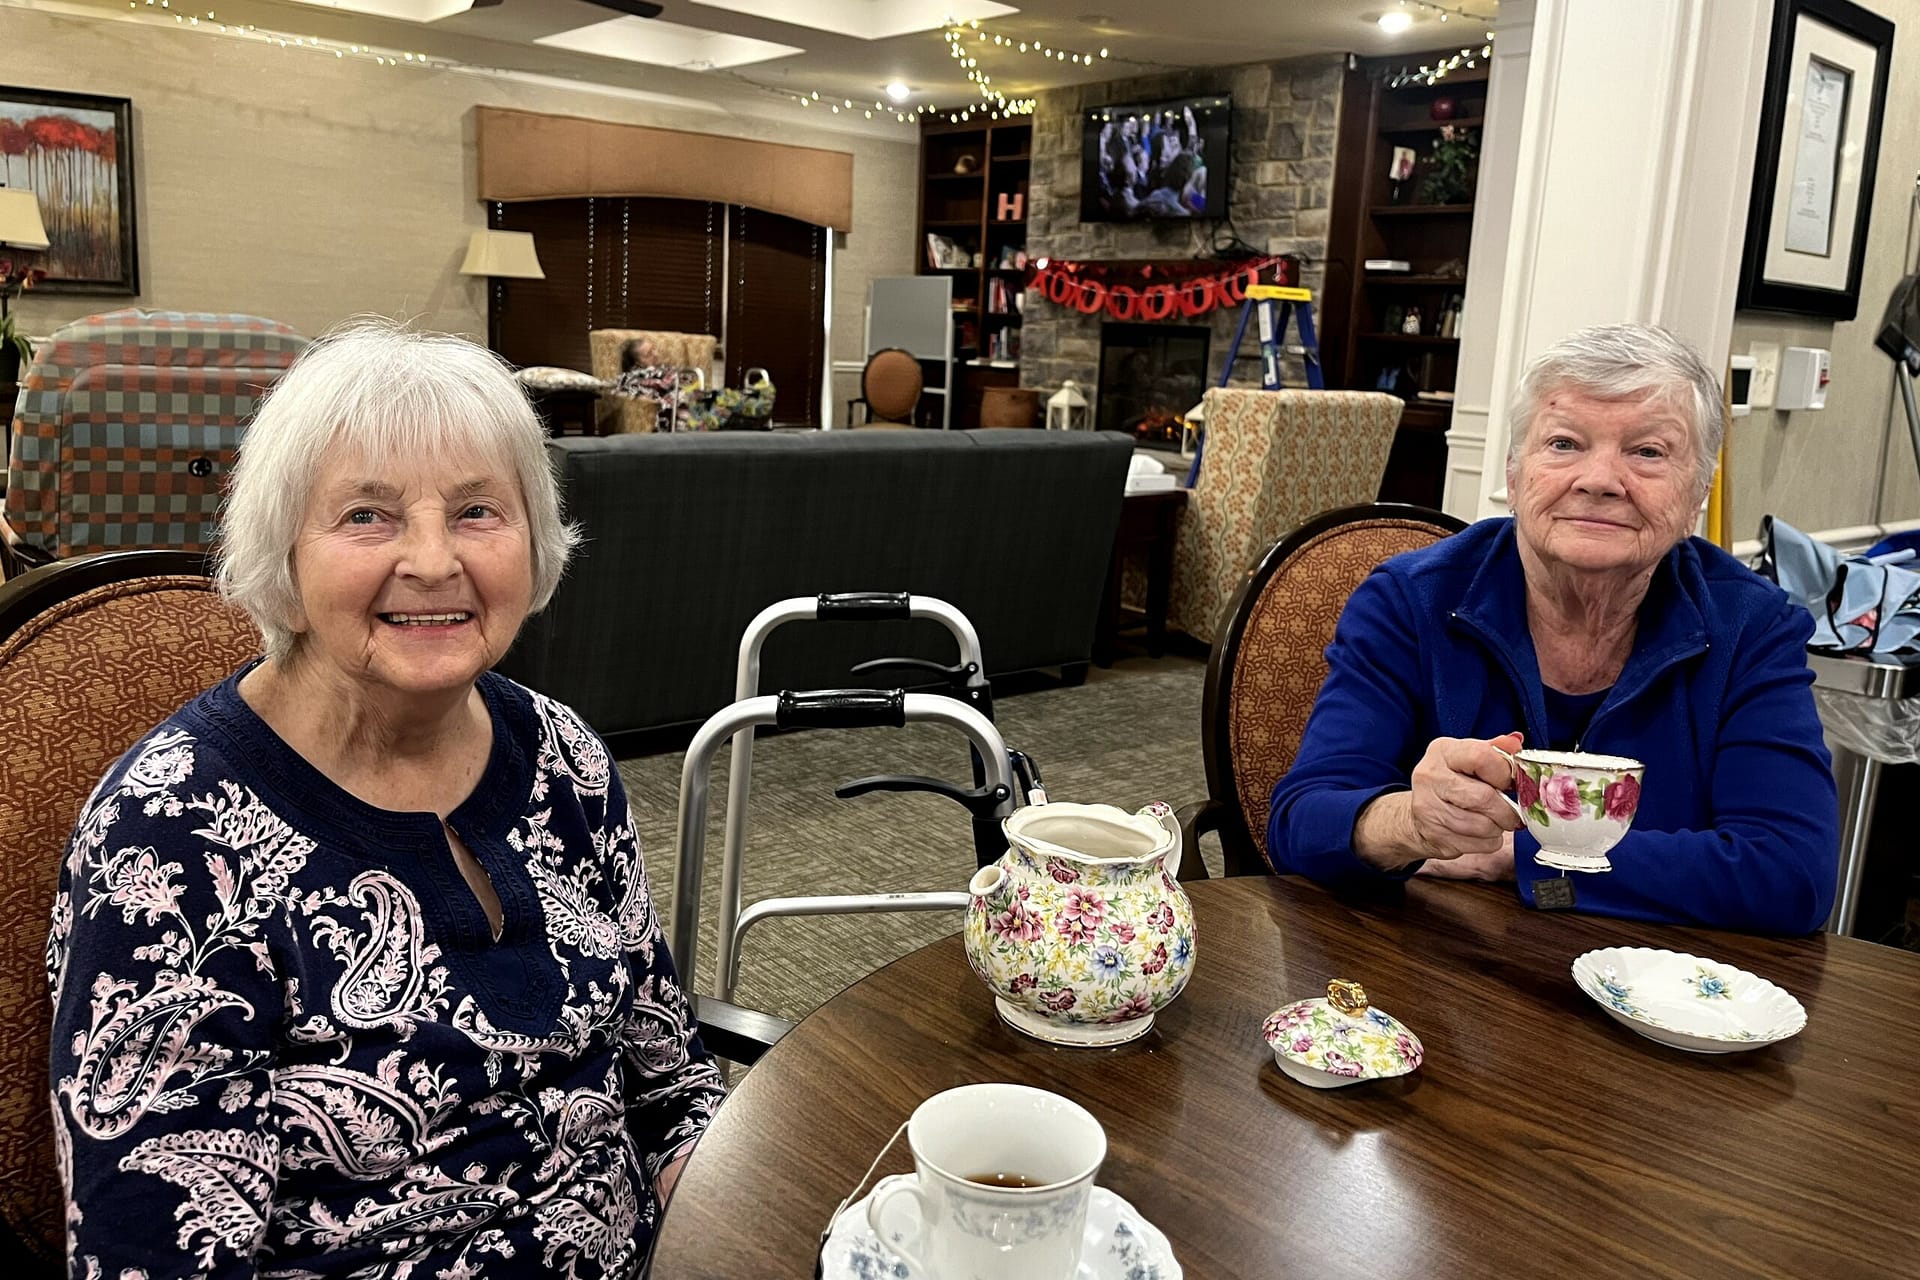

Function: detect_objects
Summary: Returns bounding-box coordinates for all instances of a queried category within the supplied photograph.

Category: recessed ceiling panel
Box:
[689,0,1017,42]
[281,0,476,22]
[536,16,804,69]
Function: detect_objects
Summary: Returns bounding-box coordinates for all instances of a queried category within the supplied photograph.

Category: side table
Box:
[1094,487,1188,666]
[526,386,602,436]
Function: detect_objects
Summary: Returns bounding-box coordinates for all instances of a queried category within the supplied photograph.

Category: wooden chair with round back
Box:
[846,348,924,426]
[1176,504,1466,879]
[0,550,263,1271]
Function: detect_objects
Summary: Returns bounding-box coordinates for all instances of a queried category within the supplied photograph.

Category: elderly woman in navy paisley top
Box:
[46,320,726,1279]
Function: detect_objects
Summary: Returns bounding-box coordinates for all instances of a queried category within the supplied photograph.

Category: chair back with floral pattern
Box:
[0,551,260,1267]
[1200,504,1465,875]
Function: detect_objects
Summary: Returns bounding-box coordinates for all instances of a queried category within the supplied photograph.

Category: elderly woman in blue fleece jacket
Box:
[1268,323,1838,933]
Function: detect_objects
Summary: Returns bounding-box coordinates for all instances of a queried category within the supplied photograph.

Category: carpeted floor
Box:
[619,654,1212,1024]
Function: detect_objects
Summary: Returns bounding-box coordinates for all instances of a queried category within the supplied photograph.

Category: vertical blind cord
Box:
[585,198,596,337]
[621,198,632,328]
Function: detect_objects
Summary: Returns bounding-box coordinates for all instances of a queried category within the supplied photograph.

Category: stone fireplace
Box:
[1017,55,1343,418]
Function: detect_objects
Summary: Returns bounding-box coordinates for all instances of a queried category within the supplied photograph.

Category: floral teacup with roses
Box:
[1494,748,1645,873]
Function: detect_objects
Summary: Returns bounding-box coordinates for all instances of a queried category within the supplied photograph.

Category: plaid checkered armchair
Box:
[1167,389,1403,644]
[1,309,307,568]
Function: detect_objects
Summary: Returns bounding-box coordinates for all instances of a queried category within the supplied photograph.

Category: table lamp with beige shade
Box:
[461,228,543,356]
[0,186,51,383]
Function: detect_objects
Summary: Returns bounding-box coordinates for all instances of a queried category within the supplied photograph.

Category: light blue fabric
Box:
[1762,515,1920,653]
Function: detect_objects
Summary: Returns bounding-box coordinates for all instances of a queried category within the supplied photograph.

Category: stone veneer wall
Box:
[1019,55,1344,401]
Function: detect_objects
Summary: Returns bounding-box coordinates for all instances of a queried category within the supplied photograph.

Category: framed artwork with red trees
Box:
[0,87,137,295]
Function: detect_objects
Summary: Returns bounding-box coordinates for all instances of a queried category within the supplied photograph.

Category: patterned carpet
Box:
[618,655,1212,1023]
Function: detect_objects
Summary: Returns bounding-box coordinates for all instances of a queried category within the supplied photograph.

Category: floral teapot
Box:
[964,801,1196,1047]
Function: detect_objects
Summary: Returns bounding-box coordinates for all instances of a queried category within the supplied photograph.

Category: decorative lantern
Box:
[1047,379,1090,431]
[1181,398,1207,459]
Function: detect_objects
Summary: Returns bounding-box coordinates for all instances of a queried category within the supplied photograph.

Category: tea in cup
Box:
[1496,748,1644,873]
[866,1083,1106,1278]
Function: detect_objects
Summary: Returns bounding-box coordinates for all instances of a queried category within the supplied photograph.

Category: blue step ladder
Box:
[1187,285,1322,480]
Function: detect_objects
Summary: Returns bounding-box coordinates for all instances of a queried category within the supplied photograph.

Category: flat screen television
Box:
[1080,94,1231,222]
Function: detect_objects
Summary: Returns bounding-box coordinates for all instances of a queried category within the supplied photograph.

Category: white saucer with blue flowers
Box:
[1572,947,1806,1054]
[819,1177,1181,1279]
[1262,979,1425,1089]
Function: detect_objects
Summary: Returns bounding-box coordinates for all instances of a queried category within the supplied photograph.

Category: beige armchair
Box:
[1167,389,1404,644]
[588,329,720,434]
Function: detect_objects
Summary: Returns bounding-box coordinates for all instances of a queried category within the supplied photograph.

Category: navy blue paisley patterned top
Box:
[47,666,725,1279]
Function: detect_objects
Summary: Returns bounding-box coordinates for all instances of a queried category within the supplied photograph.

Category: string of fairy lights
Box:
[1386,0,1497,88]
[121,0,436,66]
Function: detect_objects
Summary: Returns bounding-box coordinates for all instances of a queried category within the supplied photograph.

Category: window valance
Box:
[474,105,853,233]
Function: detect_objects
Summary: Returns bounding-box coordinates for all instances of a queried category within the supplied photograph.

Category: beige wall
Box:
[1729,0,1920,541]
[0,6,918,416]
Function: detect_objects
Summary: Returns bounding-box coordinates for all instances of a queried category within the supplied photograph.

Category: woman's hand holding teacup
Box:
[1355,731,1525,875]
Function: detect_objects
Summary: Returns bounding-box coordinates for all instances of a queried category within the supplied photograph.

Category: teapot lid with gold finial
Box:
[1262,979,1425,1089]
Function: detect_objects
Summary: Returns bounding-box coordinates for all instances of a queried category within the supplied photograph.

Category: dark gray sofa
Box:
[497,429,1135,746]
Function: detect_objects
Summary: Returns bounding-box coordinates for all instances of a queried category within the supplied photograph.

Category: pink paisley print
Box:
[1541,773,1582,821]
[1603,774,1641,822]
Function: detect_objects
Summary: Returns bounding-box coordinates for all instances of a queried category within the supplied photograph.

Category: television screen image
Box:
[1081,95,1232,222]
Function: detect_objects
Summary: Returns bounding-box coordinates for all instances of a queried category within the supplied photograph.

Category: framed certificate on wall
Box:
[1736,0,1894,320]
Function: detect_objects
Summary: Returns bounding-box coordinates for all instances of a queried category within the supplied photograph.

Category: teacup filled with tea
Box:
[1497,748,1645,873]
[865,1082,1106,1278]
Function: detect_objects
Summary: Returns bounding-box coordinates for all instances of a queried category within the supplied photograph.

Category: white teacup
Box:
[866,1083,1106,1278]
[1496,748,1645,873]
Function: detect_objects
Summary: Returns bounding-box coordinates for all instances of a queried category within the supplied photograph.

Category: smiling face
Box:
[1508,386,1702,579]
[283,444,534,704]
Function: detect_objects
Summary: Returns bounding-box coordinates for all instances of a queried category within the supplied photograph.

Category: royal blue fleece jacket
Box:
[1267,517,1839,934]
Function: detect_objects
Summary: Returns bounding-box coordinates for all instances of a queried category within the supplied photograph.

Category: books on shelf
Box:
[987,278,1012,315]
[925,233,975,269]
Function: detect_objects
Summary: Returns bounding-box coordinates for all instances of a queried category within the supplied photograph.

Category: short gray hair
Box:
[1506,322,1726,496]
[216,318,580,661]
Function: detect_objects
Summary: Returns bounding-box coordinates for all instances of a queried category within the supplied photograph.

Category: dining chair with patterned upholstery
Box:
[1162,388,1405,645]
[0,550,263,1271]
[846,348,924,426]
[1175,503,1466,879]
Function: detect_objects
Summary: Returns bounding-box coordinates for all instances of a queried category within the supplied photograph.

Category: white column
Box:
[1445,0,1773,522]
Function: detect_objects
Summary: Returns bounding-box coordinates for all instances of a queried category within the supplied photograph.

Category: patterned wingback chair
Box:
[0,550,261,1268]
[1168,389,1403,644]
[2,310,306,565]
[588,329,719,434]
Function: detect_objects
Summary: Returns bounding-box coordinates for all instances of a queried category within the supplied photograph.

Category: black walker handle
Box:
[775,689,907,730]
[816,592,912,620]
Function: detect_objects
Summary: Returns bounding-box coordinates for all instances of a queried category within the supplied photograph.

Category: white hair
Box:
[216,317,581,661]
[1506,322,1726,497]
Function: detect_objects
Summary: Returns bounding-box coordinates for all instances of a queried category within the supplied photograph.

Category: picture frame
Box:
[0,86,139,295]
[1735,0,1893,320]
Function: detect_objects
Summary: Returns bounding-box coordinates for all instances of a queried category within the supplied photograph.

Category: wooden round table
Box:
[649,876,1920,1278]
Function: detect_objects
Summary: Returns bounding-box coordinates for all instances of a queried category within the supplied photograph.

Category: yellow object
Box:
[1246,284,1313,302]
[1326,979,1369,1015]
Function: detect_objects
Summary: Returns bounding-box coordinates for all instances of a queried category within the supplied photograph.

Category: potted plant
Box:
[0,258,47,383]
[1421,125,1479,205]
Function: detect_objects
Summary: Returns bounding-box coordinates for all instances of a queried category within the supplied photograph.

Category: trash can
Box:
[1807,649,1920,941]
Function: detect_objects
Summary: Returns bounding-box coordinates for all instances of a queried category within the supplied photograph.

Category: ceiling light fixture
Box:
[885,81,910,102]
[1377,11,1413,32]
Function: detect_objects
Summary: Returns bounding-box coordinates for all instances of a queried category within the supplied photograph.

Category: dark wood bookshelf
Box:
[1369,203,1476,218]
[1322,54,1489,507]
[917,116,1032,428]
